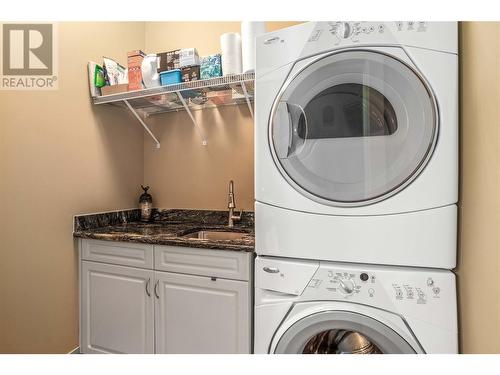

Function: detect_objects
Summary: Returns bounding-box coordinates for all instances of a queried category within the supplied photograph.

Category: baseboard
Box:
[68,347,80,354]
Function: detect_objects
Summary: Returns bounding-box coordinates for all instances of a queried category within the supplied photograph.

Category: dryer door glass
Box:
[270,50,437,206]
[274,311,417,354]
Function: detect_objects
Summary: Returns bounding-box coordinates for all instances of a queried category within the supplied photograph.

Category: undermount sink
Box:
[182,230,248,241]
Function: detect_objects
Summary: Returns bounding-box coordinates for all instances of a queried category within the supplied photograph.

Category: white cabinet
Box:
[154,271,251,354]
[79,239,253,354]
[155,245,251,281]
[81,239,154,269]
[80,261,154,354]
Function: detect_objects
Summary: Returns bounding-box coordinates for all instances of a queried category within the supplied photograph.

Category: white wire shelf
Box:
[92,73,255,148]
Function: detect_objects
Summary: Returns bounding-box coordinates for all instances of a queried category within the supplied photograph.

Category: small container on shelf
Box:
[181,65,200,82]
[159,69,182,86]
[158,49,181,72]
[179,48,200,68]
[200,54,222,80]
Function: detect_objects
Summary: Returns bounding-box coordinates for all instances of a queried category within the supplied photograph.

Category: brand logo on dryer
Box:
[263,36,284,45]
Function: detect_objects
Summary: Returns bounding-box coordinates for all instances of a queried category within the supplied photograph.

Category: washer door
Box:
[269,49,437,206]
[274,310,416,354]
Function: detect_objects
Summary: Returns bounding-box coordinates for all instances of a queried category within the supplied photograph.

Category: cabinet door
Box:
[81,261,154,354]
[154,271,251,354]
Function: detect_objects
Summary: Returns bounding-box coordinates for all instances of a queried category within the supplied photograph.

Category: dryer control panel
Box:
[256,21,457,85]
[327,21,428,45]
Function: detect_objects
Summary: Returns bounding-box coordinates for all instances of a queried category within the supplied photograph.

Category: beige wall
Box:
[0,21,300,353]
[0,22,145,353]
[143,22,300,211]
[458,22,500,353]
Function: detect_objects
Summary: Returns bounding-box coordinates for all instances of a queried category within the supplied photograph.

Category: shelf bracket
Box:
[241,82,254,118]
[176,91,207,146]
[123,99,161,149]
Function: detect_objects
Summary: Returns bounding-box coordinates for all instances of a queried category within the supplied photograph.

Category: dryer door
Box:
[270,49,437,207]
[274,310,417,354]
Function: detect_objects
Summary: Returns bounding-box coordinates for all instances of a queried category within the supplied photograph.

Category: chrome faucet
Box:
[228,180,242,227]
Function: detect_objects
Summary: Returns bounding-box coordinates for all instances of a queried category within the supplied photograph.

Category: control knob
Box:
[338,277,356,295]
[335,22,353,39]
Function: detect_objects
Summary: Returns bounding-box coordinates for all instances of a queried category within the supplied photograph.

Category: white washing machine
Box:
[254,256,458,354]
[255,22,458,268]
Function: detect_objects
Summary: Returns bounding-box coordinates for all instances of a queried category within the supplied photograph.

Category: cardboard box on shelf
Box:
[101,83,129,96]
[127,50,145,58]
[181,65,200,82]
[127,50,146,91]
[179,48,200,68]
[200,54,222,79]
[158,49,180,72]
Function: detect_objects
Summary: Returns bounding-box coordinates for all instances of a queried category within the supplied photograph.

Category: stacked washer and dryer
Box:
[253,22,458,354]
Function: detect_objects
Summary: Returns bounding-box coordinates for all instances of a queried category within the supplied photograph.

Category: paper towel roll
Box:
[241,22,267,73]
[220,32,242,75]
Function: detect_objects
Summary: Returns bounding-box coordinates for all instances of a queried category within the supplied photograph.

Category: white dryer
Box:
[254,256,458,354]
[254,21,458,268]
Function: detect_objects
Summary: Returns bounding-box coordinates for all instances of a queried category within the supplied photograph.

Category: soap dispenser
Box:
[139,185,153,222]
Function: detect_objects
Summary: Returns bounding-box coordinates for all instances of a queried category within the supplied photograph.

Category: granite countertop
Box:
[73,209,254,252]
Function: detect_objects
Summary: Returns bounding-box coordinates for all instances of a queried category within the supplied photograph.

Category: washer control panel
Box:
[308,268,378,298]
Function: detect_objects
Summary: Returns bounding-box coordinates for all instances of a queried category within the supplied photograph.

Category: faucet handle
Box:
[233,209,243,221]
